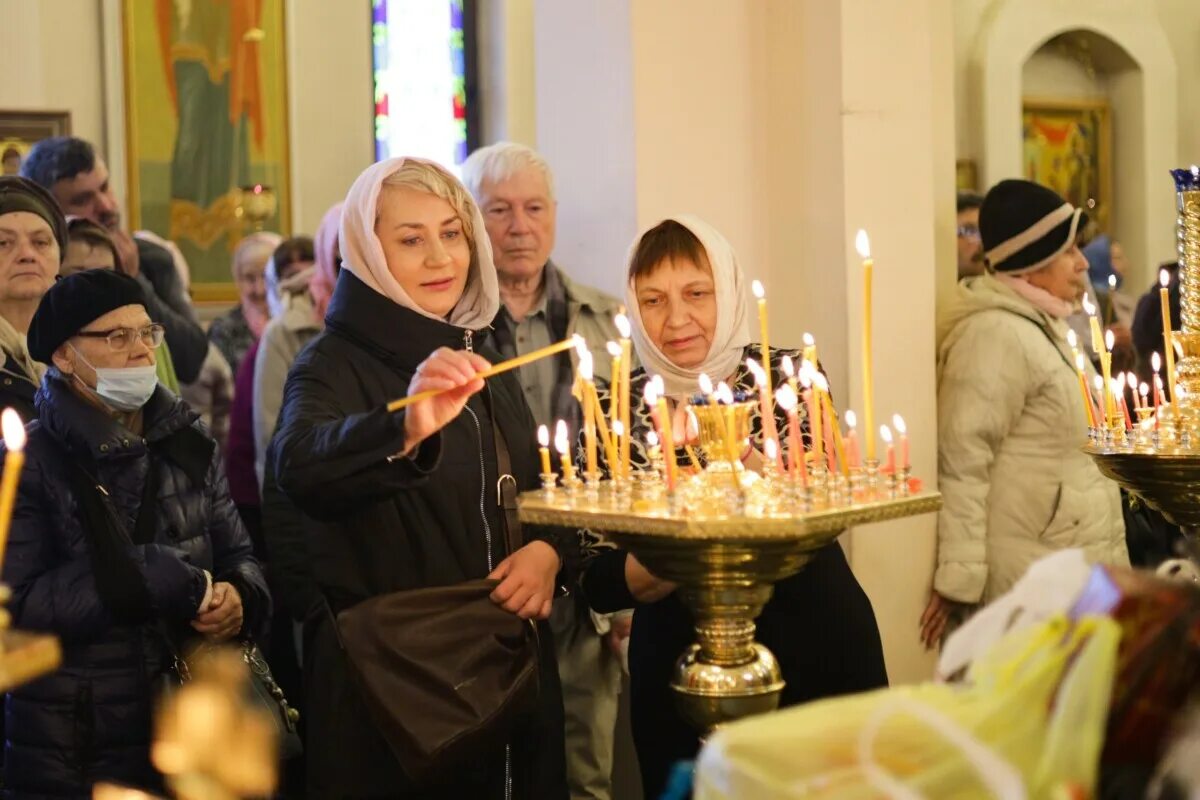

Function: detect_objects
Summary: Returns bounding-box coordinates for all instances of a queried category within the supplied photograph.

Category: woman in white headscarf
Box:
[269,157,571,798]
[580,216,888,799]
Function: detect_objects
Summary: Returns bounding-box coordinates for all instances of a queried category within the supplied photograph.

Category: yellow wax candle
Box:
[1160,269,1181,423]
[0,409,27,575]
[587,382,618,473]
[752,280,774,400]
[575,346,599,477]
[1102,329,1115,428]
[606,341,622,454]
[801,362,824,464]
[615,314,633,480]
[537,425,552,475]
[1073,354,1096,428]
[1082,294,1103,355]
[388,335,583,412]
[855,230,876,463]
[555,420,574,482]
[802,332,818,369]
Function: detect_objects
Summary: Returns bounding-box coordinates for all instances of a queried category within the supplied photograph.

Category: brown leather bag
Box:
[333,406,540,783]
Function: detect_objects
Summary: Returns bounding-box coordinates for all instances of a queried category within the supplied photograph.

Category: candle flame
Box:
[1105,329,1114,351]
[1155,374,1164,390]
[614,314,632,339]
[775,383,798,411]
[1082,294,1095,315]
[892,414,906,435]
[554,420,569,454]
[855,229,871,259]
[751,279,765,300]
[652,374,666,395]
[1153,351,1162,372]
[1140,382,1150,397]
[781,355,795,378]
[845,409,857,428]
[606,340,621,358]
[698,373,713,395]
[686,407,700,436]
[812,372,829,392]
[1093,375,1103,391]
[1,408,24,452]
[1067,329,1078,349]
[577,349,594,381]
[764,437,778,460]
[647,430,659,448]
[1175,339,1184,359]
[537,424,550,448]
[1108,274,1117,289]
[612,420,625,438]
[879,424,893,444]
[1161,268,1170,288]
[715,382,734,405]
[574,336,590,361]
[1116,373,1126,391]
[1075,353,1085,371]
[746,358,767,387]
[803,332,815,347]
[644,381,659,406]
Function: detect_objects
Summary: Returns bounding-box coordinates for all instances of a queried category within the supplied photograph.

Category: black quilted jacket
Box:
[2,373,269,798]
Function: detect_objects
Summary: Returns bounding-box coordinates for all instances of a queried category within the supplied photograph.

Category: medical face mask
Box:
[70,345,158,412]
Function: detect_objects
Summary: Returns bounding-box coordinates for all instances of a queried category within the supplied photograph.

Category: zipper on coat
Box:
[462,404,494,571]
[463,329,474,353]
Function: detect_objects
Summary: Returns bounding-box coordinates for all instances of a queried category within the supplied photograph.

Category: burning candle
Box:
[845,410,861,469]
[606,341,622,451]
[802,332,818,368]
[615,314,633,480]
[1154,374,1165,429]
[555,420,574,481]
[799,362,824,469]
[1073,353,1096,428]
[575,341,599,477]
[856,230,876,463]
[1160,268,1180,423]
[0,409,26,574]
[775,384,807,485]
[752,280,773,397]
[1102,329,1115,427]
[646,376,677,491]
[880,424,895,475]
[764,437,779,478]
[1106,275,1118,324]
[1114,374,1132,430]
[1140,383,1151,418]
[892,414,909,470]
[537,424,552,475]
[1083,294,1103,356]
[813,372,843,474]
[646,430,661,462]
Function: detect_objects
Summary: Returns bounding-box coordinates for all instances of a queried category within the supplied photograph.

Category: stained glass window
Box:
[372,0,474,174]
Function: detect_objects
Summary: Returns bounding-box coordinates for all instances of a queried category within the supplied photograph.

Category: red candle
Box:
[747,359,784,471]
[1154,374,1165,430]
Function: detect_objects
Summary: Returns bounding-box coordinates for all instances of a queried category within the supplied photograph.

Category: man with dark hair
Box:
[956,190,986,279]
[21,136,207,382]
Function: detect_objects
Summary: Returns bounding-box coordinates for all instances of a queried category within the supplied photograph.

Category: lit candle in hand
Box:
[855,230,876,462]
[0,408,26,575]
[537,424,552,475]
[892,414,909,471]
[880,424,895,475]
[555,420,574,481]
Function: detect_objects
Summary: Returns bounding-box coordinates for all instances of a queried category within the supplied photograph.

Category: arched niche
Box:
[974,1,1178,288]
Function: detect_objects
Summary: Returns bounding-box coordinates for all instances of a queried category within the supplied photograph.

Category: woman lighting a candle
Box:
[577,215,886,799]
[269,158,573,798]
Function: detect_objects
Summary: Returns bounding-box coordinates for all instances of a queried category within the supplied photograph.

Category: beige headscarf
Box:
[340,157,499,330]
[625,214,751,398]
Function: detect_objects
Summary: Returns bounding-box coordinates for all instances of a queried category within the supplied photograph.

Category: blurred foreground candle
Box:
[555,421,575,482]
[0,409,26,574]
[892,414,909,470]
[880,424,895,475]
[537,425,552,475]
[615,314,633,479]
[855,230,876,462]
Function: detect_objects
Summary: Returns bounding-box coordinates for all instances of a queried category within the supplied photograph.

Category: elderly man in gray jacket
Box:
[464,142,628,800]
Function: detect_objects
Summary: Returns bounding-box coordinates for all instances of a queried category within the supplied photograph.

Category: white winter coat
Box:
[935,274,1127,603]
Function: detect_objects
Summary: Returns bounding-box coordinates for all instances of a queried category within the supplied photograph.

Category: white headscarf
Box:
[340,156,499,329]
[625,214,751,398]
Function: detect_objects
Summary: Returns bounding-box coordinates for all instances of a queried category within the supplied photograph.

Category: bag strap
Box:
[487,395,523,559]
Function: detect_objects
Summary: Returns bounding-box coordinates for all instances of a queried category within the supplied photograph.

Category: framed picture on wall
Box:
[0,110,71,177]
[1022,98,1112,231]
[122,0,291,302]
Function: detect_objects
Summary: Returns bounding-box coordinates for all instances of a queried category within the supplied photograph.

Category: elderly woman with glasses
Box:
[2,268,269,797]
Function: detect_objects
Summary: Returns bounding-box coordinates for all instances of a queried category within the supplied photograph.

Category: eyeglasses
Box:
[957,225,981,240]
[75,323,165,352]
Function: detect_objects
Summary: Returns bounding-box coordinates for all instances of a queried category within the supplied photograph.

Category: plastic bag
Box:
[694,615,1120,800]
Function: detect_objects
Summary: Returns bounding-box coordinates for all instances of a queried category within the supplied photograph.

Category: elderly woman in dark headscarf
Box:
[270,157,571,798]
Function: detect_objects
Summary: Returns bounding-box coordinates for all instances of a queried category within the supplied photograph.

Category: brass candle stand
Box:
[1087,170,1200,538]
[520,410,940,732]
[233,185,277,232]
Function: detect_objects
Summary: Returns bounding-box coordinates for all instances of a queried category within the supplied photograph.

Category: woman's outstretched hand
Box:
[401,347,491,454]
[488,540,560,620]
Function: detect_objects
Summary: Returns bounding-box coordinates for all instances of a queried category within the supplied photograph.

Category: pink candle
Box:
[747,358,784,471]
[892,414,909,470]
[1154,375,1165,429]
[775,384,807,485]
[880,425,896,475]
[845,410,861,468]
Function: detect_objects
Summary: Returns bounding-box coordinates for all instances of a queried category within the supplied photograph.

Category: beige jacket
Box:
[935,274,1127,604]
[558,267,627,382]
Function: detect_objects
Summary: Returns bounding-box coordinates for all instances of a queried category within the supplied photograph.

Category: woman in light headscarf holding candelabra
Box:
[269,157,571,799]
[580,215,887,799]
